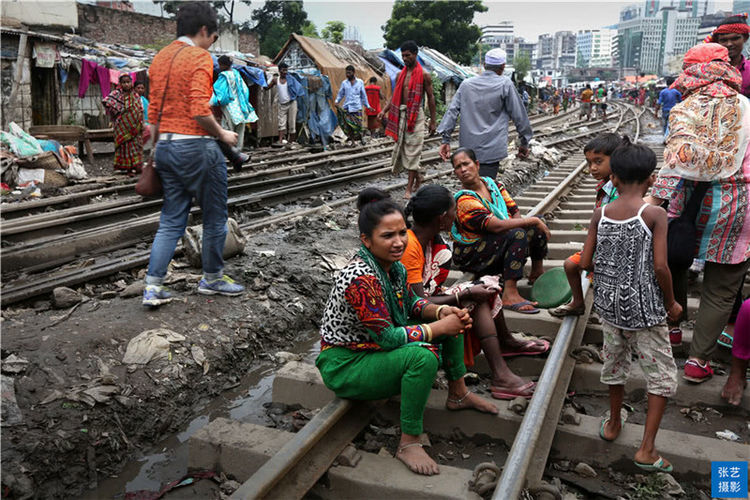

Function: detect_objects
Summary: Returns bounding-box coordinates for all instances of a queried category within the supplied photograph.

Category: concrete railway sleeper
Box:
[0,107,627,303]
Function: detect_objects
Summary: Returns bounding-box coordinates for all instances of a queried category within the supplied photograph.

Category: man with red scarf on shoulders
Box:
[710,13,750,97]
[379,40,437,199]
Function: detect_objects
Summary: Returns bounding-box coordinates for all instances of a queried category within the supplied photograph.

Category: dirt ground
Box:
[0,134,571,499]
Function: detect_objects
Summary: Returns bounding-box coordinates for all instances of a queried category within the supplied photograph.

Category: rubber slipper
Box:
[491,381,536,400]
[548,303,585,318]
[501,339,551,357]
[634,456,673,473]
[503,300,540,314]
[599,411,627,442]
[717,330,733,349]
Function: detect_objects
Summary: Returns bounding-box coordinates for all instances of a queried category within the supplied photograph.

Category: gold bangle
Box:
[455,292,461,307]
[423,324,433,342]
[435,305,447,321]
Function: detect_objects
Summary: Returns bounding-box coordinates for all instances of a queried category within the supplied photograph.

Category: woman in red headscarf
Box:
[646,43,750,394]
[710,13,750,96]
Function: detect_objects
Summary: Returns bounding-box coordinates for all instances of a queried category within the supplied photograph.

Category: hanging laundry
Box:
[78,59,111,98]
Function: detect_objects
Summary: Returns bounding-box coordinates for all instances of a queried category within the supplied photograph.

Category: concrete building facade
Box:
[617,4,701,75]
[576,28,616,68]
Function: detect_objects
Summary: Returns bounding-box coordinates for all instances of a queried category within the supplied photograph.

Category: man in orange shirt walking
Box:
[143,2,244,307]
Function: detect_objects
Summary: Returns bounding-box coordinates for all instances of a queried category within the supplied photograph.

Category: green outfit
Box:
[316,245,467,435]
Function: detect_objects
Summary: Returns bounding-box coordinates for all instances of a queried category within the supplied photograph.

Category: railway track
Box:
[186,103,750,499]
[0,107,611,305]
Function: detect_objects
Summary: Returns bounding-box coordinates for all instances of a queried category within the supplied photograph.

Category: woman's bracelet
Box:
[455,291,461,307]
[422,324,433,342]
[435,305,447,321]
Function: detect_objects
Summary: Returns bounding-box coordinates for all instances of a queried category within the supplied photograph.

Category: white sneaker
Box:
[281,139,288,145]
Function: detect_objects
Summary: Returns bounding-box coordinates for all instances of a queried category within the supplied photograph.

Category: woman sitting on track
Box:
[450,148,551,314]
[316,188,498,476]
[401,184,549,400]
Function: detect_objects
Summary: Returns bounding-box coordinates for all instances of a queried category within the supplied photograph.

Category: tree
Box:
[382,0,487,65]
[153,0,250,23]
[513,52,531,83]
[250,0,316,57]
[322,21,346,44]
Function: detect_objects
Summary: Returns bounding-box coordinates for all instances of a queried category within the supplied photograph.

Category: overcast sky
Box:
[131,0,735,50]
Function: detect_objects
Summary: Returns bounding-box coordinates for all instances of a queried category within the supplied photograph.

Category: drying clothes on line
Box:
[78,59,111,98]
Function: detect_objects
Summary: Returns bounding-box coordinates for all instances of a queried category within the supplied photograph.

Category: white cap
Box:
[485,48,507,66]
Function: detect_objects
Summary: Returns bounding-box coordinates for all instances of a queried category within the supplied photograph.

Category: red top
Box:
[365,85,381,115]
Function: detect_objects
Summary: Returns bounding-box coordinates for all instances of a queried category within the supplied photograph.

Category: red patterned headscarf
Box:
[704,13,750,43]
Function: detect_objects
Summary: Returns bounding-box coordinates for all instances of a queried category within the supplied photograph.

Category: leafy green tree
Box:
[382,0,487,64]
[250,0,316,56]
[301,21,319,38]
[512,52,531,83]
[322,21,346,44]
[153,0,250,23]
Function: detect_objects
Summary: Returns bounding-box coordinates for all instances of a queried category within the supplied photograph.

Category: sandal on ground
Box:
[683,359,714,383]
[717,330,733,349]
[503,300,540,314]
[548,303,585,318]
[501,339,551,357]
[633,456,673,473]
[491,381,536,400]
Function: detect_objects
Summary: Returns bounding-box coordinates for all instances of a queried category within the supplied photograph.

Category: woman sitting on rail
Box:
[401,184,548,399]
[451,148,551,314]
[316,188,498,476]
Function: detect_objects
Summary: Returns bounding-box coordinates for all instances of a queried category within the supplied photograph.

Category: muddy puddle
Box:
[84,338,320,499]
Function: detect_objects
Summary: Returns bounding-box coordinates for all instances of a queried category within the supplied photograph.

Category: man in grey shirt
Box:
[437,48,533,179]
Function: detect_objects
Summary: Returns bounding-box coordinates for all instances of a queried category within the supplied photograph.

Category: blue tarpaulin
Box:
[292,69,337,146]
[382,47,475,87]
[211,55,267,87]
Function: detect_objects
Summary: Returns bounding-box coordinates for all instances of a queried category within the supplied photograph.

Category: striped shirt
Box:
[148,40,213,136]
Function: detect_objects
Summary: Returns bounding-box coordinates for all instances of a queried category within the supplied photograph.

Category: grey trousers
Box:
[691,259,750,360]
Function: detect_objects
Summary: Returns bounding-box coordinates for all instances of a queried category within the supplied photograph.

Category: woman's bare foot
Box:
[721,376,747,406]
[446,391,499,414]
[396,440,439,475]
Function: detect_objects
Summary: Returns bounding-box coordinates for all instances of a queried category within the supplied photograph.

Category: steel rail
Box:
[0,108,608,303]
[491,104,636,498]
[0,111,573,219]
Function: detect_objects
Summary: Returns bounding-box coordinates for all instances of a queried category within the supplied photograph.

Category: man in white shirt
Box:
[267,62,297,145]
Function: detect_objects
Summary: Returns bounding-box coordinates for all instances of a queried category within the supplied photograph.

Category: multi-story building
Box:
[617,4,701,75]
[480,22,514,49]
[536,31,576,70]
[576,28,617,68]
[644,0,714,17]
[555,31,577,69]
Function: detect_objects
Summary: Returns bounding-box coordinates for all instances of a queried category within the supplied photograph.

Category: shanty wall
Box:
[1,35,33,130]
[59,70,110,129]
[75,3,259,55]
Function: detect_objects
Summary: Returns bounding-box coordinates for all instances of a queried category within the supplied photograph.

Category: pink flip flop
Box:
[491,381,536,400]
[501,339,551,357]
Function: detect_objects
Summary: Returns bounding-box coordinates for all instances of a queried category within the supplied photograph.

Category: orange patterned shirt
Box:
[148,40,214,136]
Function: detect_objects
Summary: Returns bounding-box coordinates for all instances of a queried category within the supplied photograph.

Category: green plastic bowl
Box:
[531,267,573,309]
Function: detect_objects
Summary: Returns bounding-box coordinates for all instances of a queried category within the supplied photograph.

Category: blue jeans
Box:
[145,139,228,285]
[662,110,670,136]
